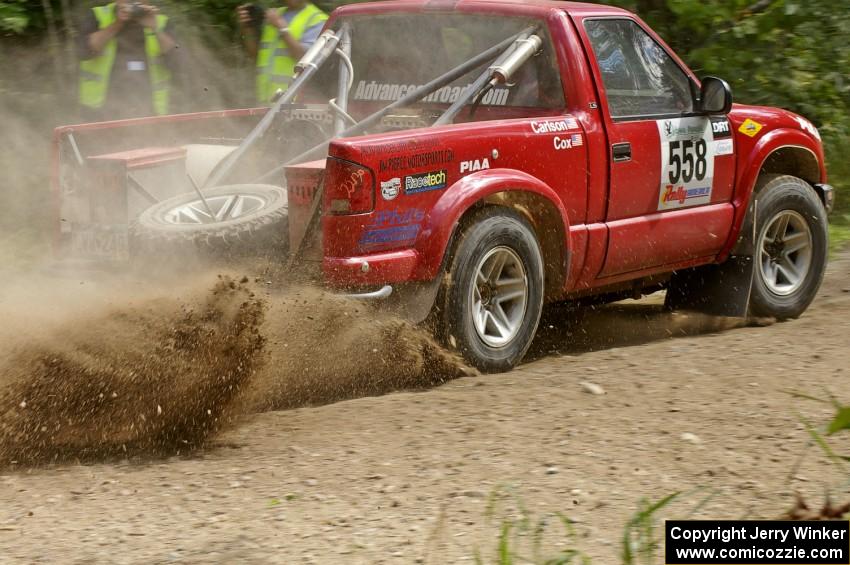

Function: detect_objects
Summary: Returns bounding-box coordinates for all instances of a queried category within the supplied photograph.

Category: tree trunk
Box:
[58,0,77,82]
[40,0,64,96]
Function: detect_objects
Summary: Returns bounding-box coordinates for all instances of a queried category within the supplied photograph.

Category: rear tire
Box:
[749,175,828,319]
[440,208,544,373]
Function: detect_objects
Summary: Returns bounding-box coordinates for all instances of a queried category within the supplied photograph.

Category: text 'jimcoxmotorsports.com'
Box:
[665,520,849,564]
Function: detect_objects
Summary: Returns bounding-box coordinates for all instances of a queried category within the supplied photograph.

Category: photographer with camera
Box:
[78,1,180,120]
[237,1,328,103]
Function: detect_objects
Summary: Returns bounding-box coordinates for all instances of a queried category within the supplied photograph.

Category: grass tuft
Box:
[476,485,591,565]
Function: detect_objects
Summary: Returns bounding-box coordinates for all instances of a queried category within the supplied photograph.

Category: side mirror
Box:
[699,76,733,114]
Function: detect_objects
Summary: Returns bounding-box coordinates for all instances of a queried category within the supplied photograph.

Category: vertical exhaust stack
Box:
[294,29,340,76]
[433,32,541,126]
[487,35,543,86]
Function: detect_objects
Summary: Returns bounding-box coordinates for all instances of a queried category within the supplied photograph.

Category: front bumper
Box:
[814,183,835,215]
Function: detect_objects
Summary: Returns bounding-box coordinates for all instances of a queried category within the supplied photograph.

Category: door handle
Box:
[612,142,631,163]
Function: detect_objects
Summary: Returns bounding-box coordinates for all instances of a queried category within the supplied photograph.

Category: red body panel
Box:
[599,204,734,278]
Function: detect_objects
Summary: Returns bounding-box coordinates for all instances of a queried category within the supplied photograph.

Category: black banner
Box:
[665,520,849,564]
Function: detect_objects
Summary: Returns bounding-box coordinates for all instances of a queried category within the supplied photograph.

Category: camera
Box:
[244,3,266,35]
[126,2,147,20]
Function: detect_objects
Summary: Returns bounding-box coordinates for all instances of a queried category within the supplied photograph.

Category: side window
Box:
[584,19,693,119]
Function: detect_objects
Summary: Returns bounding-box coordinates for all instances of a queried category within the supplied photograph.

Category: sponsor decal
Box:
[715,138,734,156]
[367,208,425,227]
[380,177,400,201]
[353,80,510,106]
[710,116,732,139]
[795,116,821,140]
[360,225,420,247]
[404,169,447,194]
[656,117,716,211]
[530,117,579,134]
[379,149,453,173]
[738,118,764,138]
[661,119,704,141]
[660,184,712,205]
[460,158,490,174]
[553,134,583,150]
[361,137,440,157]
[359,209,425,248]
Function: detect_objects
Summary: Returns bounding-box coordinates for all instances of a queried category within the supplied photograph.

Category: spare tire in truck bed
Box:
[130,184,289,259]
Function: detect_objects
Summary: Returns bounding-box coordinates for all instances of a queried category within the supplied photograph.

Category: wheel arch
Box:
[415,169,572,300]
[720,129,826,260]
[758,145,822,188]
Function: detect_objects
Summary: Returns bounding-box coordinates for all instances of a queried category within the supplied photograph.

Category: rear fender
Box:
[719,128,824,260]
[413,169,572,286]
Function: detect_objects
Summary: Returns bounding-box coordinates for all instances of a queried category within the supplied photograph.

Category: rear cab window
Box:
[309,13,566,120]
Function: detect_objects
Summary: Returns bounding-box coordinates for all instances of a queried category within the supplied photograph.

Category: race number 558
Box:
[667,139,708,185]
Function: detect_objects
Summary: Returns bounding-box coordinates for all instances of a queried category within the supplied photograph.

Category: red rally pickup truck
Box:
[54,1,834,372]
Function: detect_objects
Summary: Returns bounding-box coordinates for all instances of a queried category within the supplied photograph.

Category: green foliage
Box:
[0,0,28,34]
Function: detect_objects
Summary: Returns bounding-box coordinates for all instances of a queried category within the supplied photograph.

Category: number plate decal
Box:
[69,225,130,261]
[656,117,717,211]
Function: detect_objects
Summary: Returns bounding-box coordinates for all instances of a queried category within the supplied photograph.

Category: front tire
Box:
[749,175,828,319]
[441,208,544,373]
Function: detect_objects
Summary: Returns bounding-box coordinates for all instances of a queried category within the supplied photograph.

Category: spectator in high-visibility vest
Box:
[237,1,329,104]
[77,1,179,120]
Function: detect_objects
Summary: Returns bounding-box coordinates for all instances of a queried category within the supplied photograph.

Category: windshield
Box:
[309,13,565,113]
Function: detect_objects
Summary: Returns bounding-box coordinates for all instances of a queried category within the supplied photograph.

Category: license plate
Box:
[69,225,129,261]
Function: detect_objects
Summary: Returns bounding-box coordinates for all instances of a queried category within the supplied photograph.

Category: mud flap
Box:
[664,255,755,317]
[664,199,757,318]
[382,276,444,324]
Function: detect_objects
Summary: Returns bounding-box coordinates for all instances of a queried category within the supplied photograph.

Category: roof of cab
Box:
[332,0,633,19]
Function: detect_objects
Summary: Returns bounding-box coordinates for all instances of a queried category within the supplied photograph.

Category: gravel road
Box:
[1,250,848,564]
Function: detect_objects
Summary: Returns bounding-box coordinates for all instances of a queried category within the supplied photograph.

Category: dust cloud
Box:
[244,286,472,413]
[0,271,470,468]
[0,276,266,466]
